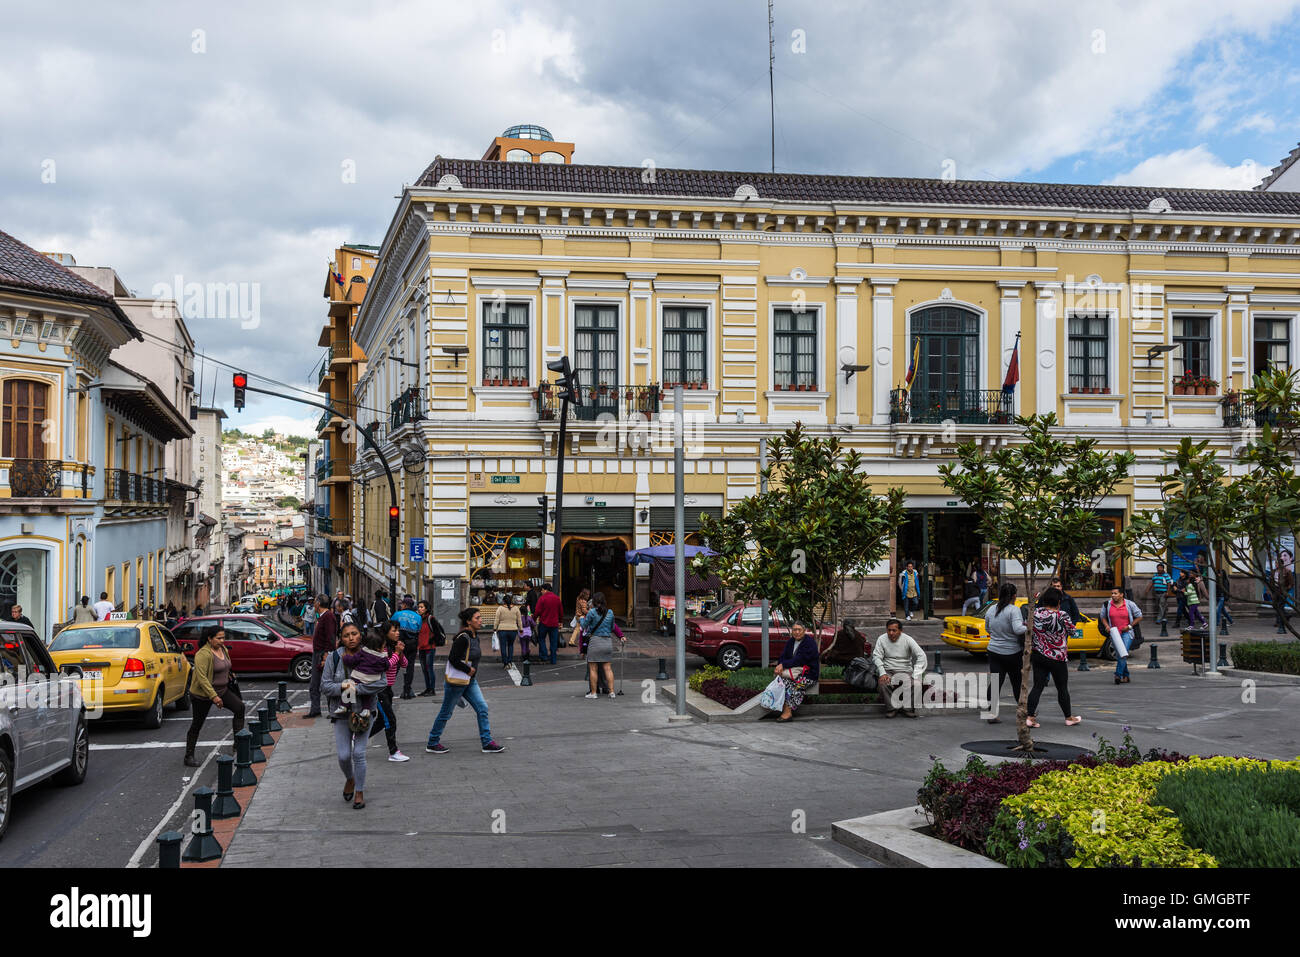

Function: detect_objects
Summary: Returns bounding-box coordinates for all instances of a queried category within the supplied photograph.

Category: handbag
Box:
[445,631,472,686]
[758,676,787,712]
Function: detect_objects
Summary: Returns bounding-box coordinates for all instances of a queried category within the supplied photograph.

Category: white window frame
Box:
[767,301,826,393]
[478,296,535,386]
[655,299,715,390]
[1246,311,1298,376]
[1169,309,1222,392]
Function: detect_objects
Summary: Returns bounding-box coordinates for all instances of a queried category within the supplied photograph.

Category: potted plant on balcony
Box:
[1198,376,1216,396]
[1173,373,1191,395]
[625,387,634,400]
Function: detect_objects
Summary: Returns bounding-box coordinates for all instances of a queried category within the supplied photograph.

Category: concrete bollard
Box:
[1077,649,1090,672]
[255,706,274,746]
[1217,642,1229,669]
[930,650,944,676]
[248,718,267,764]
[232,729,257,786]
[181,787,223,863]
[656,658,670,681]
[520,659,532,687]
[277,680,291,712]
[1147,643,1161,669]
[157,830,183,868]
[212,755,241,819]
[264,697,282,733]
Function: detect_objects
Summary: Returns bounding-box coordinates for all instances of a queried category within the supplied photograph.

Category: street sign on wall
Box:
[409,538,426,562]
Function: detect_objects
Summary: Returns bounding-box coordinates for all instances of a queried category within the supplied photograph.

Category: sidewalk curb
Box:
[832,806,1005,868]
[1218,667,1300,685]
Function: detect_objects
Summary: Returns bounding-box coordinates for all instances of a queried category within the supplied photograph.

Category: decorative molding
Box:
[434,174,463,190]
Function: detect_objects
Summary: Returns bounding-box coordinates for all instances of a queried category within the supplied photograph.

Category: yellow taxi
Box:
[941,598,1111,657]
[255,594,278,610]
[47,618,192,728]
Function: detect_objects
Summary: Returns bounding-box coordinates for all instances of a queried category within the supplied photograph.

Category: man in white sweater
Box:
[872,618,928,717]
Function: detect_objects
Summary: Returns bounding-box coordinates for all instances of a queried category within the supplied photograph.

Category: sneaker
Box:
[481,740,506,753]
[388,751,411,762]
[425,743,449,754]
[331,705,349,716]
[584,692,598,699]
[608,693,617,700]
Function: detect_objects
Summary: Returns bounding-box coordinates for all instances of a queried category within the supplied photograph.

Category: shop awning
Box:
[625,544,716,565]
[626,545,721,594]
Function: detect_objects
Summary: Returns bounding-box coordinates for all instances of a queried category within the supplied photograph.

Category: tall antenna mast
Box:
[768,0,775,173]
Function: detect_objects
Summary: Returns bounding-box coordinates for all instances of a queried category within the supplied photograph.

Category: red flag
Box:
[1002,338,1020,394]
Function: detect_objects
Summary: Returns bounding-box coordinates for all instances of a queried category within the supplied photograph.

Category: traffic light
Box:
[263,539,269,550]
[388,505,400,539]
[546,356,580,406]
[233,372,247,410]
[536,494,548,529]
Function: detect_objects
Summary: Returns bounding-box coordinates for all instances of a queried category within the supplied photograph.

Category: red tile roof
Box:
[0,228,139,337]
[415,157,1300,216]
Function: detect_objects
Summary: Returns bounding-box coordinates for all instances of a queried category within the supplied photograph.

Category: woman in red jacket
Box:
[416,599,443,697]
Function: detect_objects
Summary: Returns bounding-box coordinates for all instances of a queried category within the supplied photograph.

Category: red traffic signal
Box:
[263,539,269,549]
[233,372,248,410]
[388,505,400,538]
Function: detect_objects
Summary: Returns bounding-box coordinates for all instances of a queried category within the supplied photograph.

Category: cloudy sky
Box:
[3,0,1299,433]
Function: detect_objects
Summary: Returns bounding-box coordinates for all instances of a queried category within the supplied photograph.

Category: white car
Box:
[0,622,89,841]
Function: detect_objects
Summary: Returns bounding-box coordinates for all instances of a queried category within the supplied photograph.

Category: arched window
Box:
[539,151,565,164]
[2,379,49,459]
[505,149,533,162]
[910,307,980,398]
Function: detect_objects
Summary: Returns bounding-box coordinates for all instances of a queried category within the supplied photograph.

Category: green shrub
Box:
[1152,763,1300,867]
[688,664,730,692]
[1228,641,1300,675]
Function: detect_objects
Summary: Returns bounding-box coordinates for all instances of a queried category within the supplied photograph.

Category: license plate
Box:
[83,670,102,680]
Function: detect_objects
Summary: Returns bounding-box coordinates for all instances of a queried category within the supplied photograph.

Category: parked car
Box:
[47,620,192,728]
[940,597,1124,658]
[170,614,315,682]
[685,601,836,671]
[0,622,89,841]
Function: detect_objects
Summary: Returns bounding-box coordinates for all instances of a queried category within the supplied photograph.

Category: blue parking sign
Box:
[409,538,426,562]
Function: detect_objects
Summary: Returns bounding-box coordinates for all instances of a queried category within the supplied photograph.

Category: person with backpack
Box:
[984,582,1028,724]
[581,591,623,700]
[391,596,423,699]
[1099,586,1143,685]
[322,620,391,808]
[425,608,505,754]
[306,594,337,719]
[416,599,443,696]
[371,589,391,627]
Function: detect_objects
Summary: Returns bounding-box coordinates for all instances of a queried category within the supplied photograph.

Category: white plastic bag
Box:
[491,631,500,652]
[759,676,787,711]
[1109,626,1129,659]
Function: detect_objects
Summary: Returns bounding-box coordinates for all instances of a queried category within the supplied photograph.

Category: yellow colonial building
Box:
[347,127,1300,623]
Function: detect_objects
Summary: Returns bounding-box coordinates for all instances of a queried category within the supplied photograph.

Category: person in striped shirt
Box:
[366,620,411,762]
[1151,563,1174,623]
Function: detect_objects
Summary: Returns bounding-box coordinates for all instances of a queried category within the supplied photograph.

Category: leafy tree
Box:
[277,496,302,510]
[695,423,906,636]
[940,414,1134,750]
[1116,369,1300,639]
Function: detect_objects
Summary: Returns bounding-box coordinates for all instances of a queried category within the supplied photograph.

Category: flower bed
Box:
[690,665,877,710]
[1229,640,1300,676]
[919,731,1300,867]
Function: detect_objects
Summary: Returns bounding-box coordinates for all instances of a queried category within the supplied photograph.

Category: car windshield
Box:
[50,627,141,651]
[705,604,735,622]
[256,616,291,636]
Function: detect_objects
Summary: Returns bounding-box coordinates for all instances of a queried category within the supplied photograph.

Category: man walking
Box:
[898,561,921,621]
[92,591,114,621]
[871,618,928,717]
[534,582,562,665]
[307,595,337,718]
[1151,563,1173,624]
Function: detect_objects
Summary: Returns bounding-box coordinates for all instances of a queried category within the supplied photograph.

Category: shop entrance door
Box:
[897,511,987,613]
[561,536,630,618]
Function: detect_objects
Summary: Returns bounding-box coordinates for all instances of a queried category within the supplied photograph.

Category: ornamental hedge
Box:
[1228,640,1300,676]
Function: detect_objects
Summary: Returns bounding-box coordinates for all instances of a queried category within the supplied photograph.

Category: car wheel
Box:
[717,645,745,671]
[1096,639,1115,662]
[0,748,12,841]
[291,655,313,683]
[142,686,164,729]
[55,715,89,786]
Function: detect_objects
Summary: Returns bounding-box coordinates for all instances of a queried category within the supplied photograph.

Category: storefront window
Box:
[469,534,545,610]
[1059,516,1122,594]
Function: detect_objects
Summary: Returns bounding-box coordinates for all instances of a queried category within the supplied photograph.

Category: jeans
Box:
[185,687,245,754]
[368,686,398,754]
[961,595,981,615]
[401,639,418,696]
[419,649,437,693]
[1216,597,1233,626]
[427,677,492,746]
[1155,591,1170,622]
[1114,628,1134,678]
[497,630,517,665]
[1186,603,1205,626]
[537,624,559,664]
[334,716,368,791]
[308,649,326,714]
[902,596,919,618]
[1027,651,1072,717]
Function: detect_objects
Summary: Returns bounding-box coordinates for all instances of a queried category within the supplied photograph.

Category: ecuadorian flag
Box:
[903,338,920,392]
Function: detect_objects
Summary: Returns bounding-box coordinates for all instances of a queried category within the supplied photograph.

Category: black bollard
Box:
[232,729,257,786]
[277,680,291,713]
[248,718,267,764]
[931,650,944,676]
[157,830,183,869]
[520,659,532,687]
[1217,642,1229,669]
[264,697,282,733]
[1077,649,1090,672]
[255,706,274,746]
[181,787,223,862]
[656,658,669,681]
[1147,643,1161,669]
[212,755,241,819]
[1159,619,1168,637]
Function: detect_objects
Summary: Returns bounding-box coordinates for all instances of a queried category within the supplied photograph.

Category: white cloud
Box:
[1103,145,1264,189]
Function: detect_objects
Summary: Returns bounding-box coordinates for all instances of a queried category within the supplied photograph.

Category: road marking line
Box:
[125,735,229,868]
[92,741,229,750]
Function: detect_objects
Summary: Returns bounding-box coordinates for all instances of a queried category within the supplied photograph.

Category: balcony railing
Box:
[9,458,62,497]
[106,469,166,504]
[536,383,661,422]
[317,345,334,384]
[390,387,422,430]
[1221,394,1293,429]
[315,458,331,482]
[317,515,350,537]
[316,408,332,433]
[889,388,1015,425]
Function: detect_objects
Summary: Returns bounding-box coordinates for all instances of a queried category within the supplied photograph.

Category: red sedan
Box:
[686,601,836,671]
[171,614,316,682]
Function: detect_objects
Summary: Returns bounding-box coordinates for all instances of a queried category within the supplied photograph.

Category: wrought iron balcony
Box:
[889,388,1014,425]
[390,387,422,430]
[9,458,62,497]
[1221,394,1292,429]
[315,457,331,482]
[317,515,350,537]
[317,345,334,384]
[535,383,661,422]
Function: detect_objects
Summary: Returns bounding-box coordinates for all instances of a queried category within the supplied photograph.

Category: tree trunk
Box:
[1016,589,1036,751]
